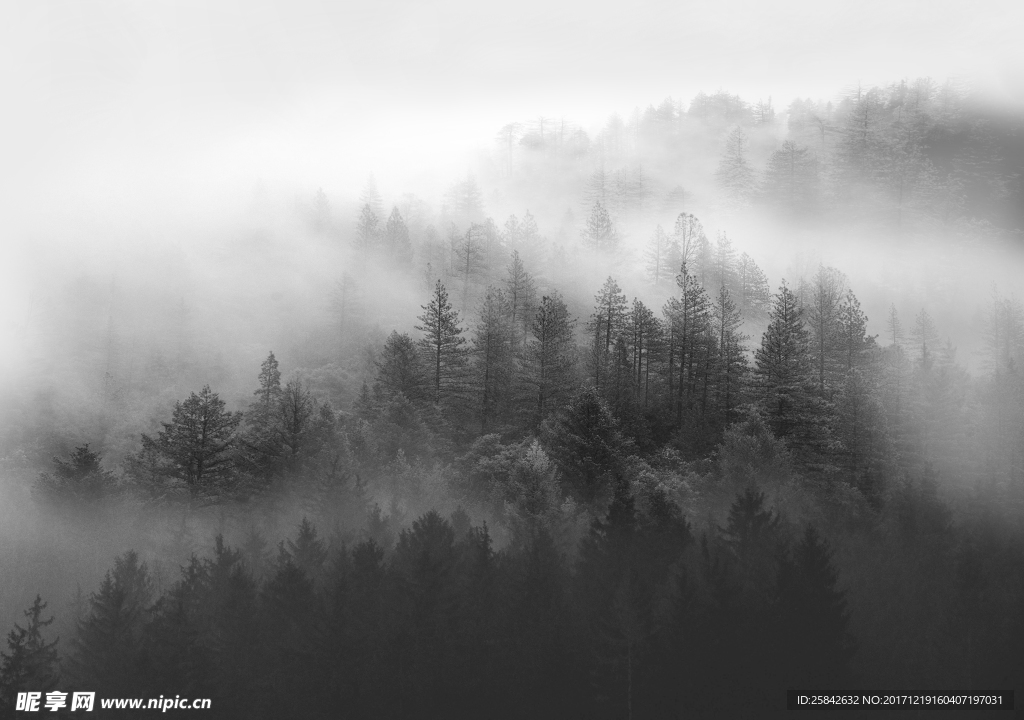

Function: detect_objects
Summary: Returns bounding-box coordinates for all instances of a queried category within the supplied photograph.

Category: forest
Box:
[1,78,1023,718]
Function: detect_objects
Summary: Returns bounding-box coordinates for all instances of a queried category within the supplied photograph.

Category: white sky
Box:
[0,0,1021,389]
[1,0,1022,211]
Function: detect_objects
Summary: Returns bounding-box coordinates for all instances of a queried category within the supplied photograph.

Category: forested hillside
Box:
[1,80,1023,718]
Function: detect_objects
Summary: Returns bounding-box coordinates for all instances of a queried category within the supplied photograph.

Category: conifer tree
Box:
[737,252,771,321]
[455,224,490,310]
[709,232,739,297]
[587,278,629,388]
[141,386,241,495]
[382,207,412,267]
[716,126,755,200]
[33,444,120,505]
[472,287,515,430]
[714,284,749,422]
[354,204,380,263]
[777,526,856,685]
[375,331,424,401]
[628,299,661,407]
[241,352,284,476]
[0,597,60,710]
[754,284,821,456]
[672,213,706,276]
[416,281,468,405]
[540,387,630,502]
[68,551,153,696]
[284,518,329,584]
[644,225,677,287]
[762,140,818,212]
[581,202,619,253]
[806,265,848,394]
[530,293,578,418]
[279,379,316,468]
[504,251,537,354]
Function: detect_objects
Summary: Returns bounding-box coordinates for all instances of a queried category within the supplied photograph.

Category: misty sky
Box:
[2,0,1022,207]
[1,0,1022,370]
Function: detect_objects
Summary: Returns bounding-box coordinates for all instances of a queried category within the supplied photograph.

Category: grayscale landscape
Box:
[1,1,1022,717]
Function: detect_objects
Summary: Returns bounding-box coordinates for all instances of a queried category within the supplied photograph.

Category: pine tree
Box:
[716,126,755,200]
[754,284,821,457]
[529,293,578,419]
[354,204,380,263]
[471,287,515,431]
[284,518,329,584]
[504,251,537,354]
[911,309,939,369]
[240,352,284,477]
[455,224,490,311]
[777,526,856,685]
[360,174,384,218]
[279,379,316,469]
[140,386,241,495]
[672,213,706,276]
[714,284,749,422]
[709,232,739,297]
[416,281,468,405]
[32,444,120,505]
[737,253,771,322]
[587,278,629,388]
[762,140,818,212]
[581,202,619,253]
[806,265,848,394]
[540,387,629,502]
[68,551,153,696]
[0,597,60,710]
[628,299,661,407]
[382,207,412,268]
[644,225,678,287]
[375,331,424,401]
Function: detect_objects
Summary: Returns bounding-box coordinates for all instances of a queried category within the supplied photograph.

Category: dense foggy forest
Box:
[2,75,1024,718]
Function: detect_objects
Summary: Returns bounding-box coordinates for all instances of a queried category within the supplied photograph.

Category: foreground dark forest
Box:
[2,81,1024,718]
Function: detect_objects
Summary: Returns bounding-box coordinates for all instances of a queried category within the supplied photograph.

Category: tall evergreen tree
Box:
[375,331,425,401]
[737,252,771,322]
[529,293,578,419]
[0,597,60,711]
[754,284,822,459]
[713,284,749,423]
[382,207,412,268]
[587,278,629,388]
[644,225,679,287]
[776,526,856,685]
[68,552,153,696]
[762,140,818,212]
[716,126,755,200]
[471,287,515,431]
[354,205,380,263]
[581,202,619,253]
[416,281,468,405]
[140,386,241,496]
[504,251,537,355]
